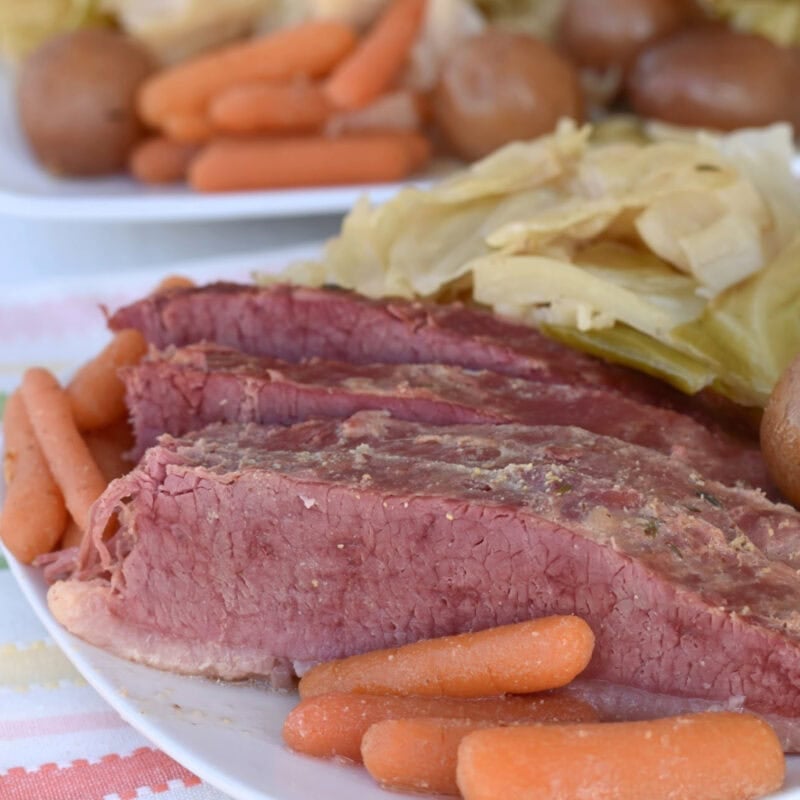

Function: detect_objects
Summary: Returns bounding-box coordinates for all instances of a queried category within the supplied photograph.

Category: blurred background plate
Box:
[0,69,444,222]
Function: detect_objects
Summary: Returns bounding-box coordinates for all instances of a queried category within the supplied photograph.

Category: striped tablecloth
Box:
[0,251,308,800]
[0,557,226,800]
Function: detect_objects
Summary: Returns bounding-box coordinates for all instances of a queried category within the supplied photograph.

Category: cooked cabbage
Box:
[702,0,800,46]
[103,0,276,63]
[266,121,800,407]
[0,0,108,61]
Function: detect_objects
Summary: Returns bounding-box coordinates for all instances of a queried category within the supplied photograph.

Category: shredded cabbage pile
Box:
[0,0,108,61]
[702,0,800,46]
[271,122,800,407]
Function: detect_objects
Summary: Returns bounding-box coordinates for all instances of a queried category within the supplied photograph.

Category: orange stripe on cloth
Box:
[0,747,202,799]
[0,710,124,740]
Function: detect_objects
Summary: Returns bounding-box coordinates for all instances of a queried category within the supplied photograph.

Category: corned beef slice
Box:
[108,282,692,409]
[49,414,800,727]
[124,344,769,492]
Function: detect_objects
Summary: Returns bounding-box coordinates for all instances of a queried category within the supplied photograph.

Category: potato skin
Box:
[559,0,692,70]
[761,355,800,507]
[18,29,154,176]
[434,31,583,162]
[627,27,800,132]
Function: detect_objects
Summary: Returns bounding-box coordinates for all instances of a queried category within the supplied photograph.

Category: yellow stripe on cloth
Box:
[0,641,84,691]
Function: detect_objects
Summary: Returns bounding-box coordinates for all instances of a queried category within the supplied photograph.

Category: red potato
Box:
[761,353,800,505]
[18,29,154,176]
[559,0,694,70]
[298,616,595,699]
[434,31,583,161]
[456,712,785,800]
[627,27,800,132]
[283,691,598,761]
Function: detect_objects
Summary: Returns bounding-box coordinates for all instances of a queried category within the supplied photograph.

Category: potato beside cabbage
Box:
[272,121,800,408]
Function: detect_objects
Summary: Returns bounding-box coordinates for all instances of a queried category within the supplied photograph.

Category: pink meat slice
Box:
[123,343,770,492]
[49,414,800,736]
[108,282,755,435]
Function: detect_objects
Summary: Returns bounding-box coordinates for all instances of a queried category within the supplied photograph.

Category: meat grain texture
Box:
[46,282,800,752]
[49,414,800,749]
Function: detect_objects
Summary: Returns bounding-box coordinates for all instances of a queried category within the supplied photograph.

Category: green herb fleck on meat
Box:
[697,491,723,508]
[643,519,659,537]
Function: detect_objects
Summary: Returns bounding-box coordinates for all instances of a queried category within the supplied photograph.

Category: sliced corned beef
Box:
[49,413,800,729]
[124,344,770,493]
[109,282,726,423]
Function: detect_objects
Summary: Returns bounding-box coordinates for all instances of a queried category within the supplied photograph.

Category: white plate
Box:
[0,69,444,223]
[5,517,800,800]
[2,245,800,800]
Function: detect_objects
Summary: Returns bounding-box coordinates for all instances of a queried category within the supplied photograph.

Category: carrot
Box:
[130,137,199,184]
[210,79,331,134]
[363,717,502,795]
[84,419,135,483]
[283,691,597,762]
[139,21,357,127]
[298,616,595,699]
[66,329,147,432]
[324,0,427,111]
[0,392,68,563]
[154,275,195,293]
[161,114,216,144]
[21,368,108,532]
[60,518,83,550]
[456,712,786,800]
[189,133,431,192]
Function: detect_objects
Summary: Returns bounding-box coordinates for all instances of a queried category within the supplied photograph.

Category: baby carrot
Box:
[363,717,498,795]
[130,137,199,184]
[456,712,785,800]
[283,691,597,762]
[154,275,195,293]
[60,518,83,549]
[210,79,331,134]
[0,392,67,563]
[66,329,147,431]
[298,616,595,699]
[84,419,134,483]
[324,0,427,111]
[21,368,108,532]
[161,113,216,144]
[189,133,431,192]
[139,21,357,126]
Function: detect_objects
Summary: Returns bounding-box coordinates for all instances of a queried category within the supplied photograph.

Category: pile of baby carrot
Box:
[0,276,192,563]
[130,0,432,192]
[285,616,786,799]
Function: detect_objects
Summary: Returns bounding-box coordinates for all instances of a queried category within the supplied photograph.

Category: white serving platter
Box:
[2,244,800,800]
